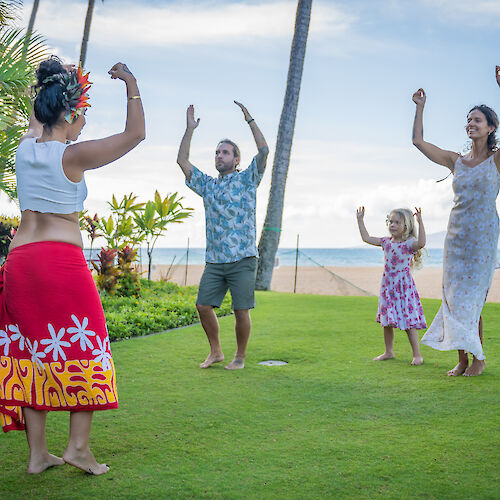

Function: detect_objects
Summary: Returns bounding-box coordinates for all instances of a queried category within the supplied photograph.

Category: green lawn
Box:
[2,293,499,499]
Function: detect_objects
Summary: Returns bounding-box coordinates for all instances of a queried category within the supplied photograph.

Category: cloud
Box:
[420,0,500,23]
[25,0,354,49]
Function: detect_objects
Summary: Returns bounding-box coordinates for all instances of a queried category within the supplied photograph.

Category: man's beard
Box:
[216,163,234,174]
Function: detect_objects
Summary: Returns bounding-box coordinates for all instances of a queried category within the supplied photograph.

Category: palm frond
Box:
[0,23,49,201]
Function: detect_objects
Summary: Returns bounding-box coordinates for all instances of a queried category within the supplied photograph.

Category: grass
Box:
[2,293,499,499]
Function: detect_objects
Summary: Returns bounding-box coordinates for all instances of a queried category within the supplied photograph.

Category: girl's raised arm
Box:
[64,62,145,173]
[356,207,381,247]
[411,207,426,251]
[412,88,458,170]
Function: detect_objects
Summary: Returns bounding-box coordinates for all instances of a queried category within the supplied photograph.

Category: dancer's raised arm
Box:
[412,88,458,170]
[234,101,269,174]
[177,105,199,180]
[356,207,381,246]
[63,63,145,174]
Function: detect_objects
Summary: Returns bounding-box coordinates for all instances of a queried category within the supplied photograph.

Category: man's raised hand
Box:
[186,105,200,130]
[234,100,252,122]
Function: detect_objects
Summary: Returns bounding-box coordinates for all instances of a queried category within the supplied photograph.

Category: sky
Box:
[4,0,500,248]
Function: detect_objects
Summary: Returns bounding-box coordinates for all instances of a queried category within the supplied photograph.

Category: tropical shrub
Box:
[101,280,232,341]
[0,215,19,263]
[116,245,140,297]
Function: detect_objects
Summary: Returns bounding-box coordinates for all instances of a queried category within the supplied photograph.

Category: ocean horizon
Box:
[82,246,500,268]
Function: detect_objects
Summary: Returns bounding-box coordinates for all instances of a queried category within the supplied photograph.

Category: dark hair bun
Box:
[36,56,66,87]
[33,56,68,128]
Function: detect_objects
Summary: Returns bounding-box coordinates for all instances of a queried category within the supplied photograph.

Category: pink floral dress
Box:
[376,237,427,330]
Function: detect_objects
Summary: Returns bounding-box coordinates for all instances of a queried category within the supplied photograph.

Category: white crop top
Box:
[16,138,87,214]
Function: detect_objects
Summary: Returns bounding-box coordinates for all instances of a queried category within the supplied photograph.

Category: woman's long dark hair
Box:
[32,56,68,128]
[468,104,499,152]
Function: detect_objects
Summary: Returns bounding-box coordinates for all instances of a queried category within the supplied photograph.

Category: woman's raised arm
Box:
[412,88,458,170]
[64,62,145,172]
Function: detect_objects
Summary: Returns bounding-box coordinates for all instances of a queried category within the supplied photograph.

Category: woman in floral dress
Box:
[412,68,500,376]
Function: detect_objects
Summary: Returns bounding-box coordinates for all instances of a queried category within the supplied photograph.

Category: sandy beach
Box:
[143,263,500,303]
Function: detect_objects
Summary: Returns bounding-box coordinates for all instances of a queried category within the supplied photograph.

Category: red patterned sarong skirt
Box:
[0,241,118,432]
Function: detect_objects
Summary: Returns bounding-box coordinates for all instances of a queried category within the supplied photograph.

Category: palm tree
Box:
[79,0,96,68]
[22,0,40,59]
[0,0,47,198]
[255,0,312,290]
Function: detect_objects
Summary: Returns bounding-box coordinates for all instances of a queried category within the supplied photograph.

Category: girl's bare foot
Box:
[447,361,468,376]
[27,453,65,474]
[373,352,394,361]
[200,352,224,368]
[225,357,245,370]
[463,358,486,377]
[63,447,109,475]
[411,355,423,365]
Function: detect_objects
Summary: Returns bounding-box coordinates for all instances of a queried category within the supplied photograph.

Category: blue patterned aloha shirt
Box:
[186,157,264,263]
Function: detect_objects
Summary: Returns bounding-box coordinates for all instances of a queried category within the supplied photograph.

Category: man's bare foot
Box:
[463,358,486,377]
[373,352,394,361]
[225,357,245,370]
[27,453,65,474]
[200,353,224,368]
[447,361,468,376]
[63,447,109,475]
[411,355,423,365]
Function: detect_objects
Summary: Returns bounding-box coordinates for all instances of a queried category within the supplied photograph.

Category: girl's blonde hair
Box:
[388,208,424,269]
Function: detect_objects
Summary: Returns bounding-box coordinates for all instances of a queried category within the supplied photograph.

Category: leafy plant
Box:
[79,211,102,261]
[101,279,231,340]
[116,245,140,297]
[92,247,119,295]
[0,214,19,263]
[134,190,193,280]
[96,193,145,250]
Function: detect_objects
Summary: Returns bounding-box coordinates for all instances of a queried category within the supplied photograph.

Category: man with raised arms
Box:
[177,101,269,370]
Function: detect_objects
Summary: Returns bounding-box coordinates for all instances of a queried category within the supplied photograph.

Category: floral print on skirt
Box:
[0,241,118,432]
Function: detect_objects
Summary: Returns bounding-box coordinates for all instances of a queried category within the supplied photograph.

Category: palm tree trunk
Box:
[255,0,312,290]
[26,0,39,35]
[79,0,95,68]
[22,0,39,59]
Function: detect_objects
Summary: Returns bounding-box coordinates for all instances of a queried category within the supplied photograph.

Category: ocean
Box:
[84,247,487,268]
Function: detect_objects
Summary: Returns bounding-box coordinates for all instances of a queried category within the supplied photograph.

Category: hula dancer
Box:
[0,57,145,474]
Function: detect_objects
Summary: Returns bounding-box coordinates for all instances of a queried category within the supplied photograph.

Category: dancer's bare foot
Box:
[373,352,394,361]
[63,447,109,475]
[411,355,423,366]
[200,352,224,369]
[463,358,486,377]
[27,453,65,474]
[225,357,245,370]
[447,361,468,376]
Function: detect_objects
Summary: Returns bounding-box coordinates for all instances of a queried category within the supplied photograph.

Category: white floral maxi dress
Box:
[421,155,500,360]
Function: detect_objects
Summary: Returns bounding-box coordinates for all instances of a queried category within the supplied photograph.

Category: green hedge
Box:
[101,280,232,341]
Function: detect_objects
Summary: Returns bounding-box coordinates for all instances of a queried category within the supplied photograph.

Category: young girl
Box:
[356,207,427,365]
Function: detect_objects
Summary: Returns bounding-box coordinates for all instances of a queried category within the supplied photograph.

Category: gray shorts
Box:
[197,257,258,310]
